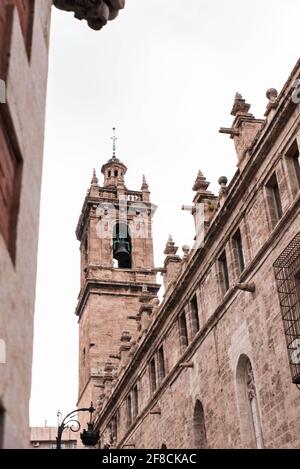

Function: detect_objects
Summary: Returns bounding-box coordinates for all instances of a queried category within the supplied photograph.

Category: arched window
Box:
[193,400,207,448]
[113,223,132,269]
[114,170,118,177]
[108,170,111,177]
[236,355,263,448]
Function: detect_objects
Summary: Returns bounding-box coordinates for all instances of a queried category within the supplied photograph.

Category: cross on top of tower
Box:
[111,127,118,159]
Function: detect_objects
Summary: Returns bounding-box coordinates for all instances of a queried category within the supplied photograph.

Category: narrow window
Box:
[236,355,263,449]
[179,311,189,351]
[292,147,300,188]
[126,394,132,428]
[286,140,300,195]
[114,170,118,177]
[233,229,245,273]
[219,250,230,293]
[266,172,283,227]
[108,170,111,177]
[149,358,157,394]
[132,385,139,419]
[190,294,200,336]
[110,414,117,444]
[158,346,166,382]
[193,400,207,449]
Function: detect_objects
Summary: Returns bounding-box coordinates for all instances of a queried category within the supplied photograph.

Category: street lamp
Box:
[56,402,100,449]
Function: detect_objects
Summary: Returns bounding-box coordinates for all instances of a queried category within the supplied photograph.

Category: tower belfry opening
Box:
[113,223,132,269]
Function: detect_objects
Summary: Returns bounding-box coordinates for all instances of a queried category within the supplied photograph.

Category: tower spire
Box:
[111,127,118,159]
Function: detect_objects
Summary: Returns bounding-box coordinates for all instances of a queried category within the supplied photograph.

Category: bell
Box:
[114,238,130,263]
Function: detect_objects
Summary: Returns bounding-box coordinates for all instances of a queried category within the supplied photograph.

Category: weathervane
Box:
[111,127,118,159]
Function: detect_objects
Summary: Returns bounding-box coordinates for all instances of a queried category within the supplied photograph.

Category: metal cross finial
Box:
[111,127,118,159]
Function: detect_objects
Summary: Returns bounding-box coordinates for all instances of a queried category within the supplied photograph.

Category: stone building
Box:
[0,0,52,449]
[0,0,125,450]
[76,60,300,449]
[30,426,77,450]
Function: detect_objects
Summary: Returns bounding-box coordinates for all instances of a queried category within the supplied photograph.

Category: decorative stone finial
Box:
[218,176,228,188]
[266,88,278,104]
[164,235,178,256]
[182,245,190,256]
[91,168,98,186]
[192,170,210,192]
[141,174,149,191]
[231,93,251,116]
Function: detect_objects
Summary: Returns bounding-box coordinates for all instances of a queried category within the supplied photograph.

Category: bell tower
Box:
[75,130,160,413]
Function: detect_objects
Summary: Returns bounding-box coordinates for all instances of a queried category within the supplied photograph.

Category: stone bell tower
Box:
[75,130,160,413]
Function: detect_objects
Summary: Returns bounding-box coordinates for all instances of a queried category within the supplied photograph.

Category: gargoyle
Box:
[53,0,125,31]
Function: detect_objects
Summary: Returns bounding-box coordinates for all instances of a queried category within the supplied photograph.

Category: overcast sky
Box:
[30,0,300,426]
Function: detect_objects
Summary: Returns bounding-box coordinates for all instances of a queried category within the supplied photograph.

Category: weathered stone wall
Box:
[92,61,300,449]
[0,1,52,449]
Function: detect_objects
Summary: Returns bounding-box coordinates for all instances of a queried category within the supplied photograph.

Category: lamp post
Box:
[56,402,100,449]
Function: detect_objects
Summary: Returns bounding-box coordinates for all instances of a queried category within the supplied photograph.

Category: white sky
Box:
[30,0,300,426]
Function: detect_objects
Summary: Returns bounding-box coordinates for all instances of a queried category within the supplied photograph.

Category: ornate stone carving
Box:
[53,0,126,31]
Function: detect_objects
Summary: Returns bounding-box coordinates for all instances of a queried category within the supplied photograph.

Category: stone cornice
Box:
[75,279,160,319]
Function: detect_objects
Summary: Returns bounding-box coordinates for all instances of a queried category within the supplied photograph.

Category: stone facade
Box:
[76,60,300,449]
[0,1,52,449]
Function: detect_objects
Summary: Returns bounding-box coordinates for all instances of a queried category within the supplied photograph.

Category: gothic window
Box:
[193,400,207,449]
[83,236,88,266]
[158,346,166,383]
[132,385,139,420]
[265,172,283,227]
[190,294,200,337]
[113,223,132,269]
[232,229,245,274]
[285,140,300,197]
[126,394,132,428]
[179,311,189,351]
[236,355,263,449]
[149,357,157,395]
[109,414,117,444]
[218,250,230,293]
